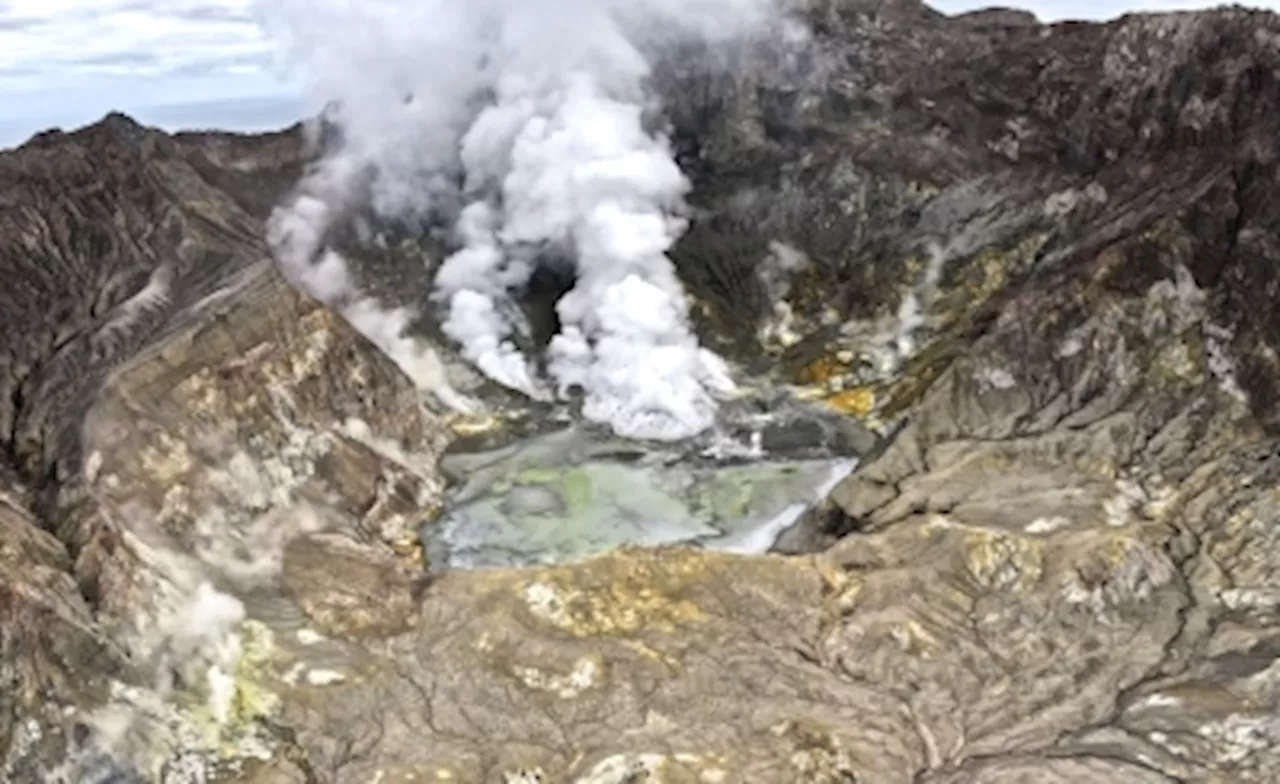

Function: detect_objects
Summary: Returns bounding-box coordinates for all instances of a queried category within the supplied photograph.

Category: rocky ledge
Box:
[5,1,1280,782]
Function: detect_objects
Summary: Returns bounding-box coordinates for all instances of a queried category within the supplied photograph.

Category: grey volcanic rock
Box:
[0,115,309,511]
[0,466,132,784]
[3,2,1280,782]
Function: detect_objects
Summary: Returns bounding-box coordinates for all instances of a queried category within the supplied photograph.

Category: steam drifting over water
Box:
[257,0,778,440]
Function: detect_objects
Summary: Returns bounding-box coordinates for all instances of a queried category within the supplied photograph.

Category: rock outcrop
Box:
[5,1,1280,782]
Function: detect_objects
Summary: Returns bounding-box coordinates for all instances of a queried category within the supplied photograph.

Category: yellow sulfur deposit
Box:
[797,355,849,386]
[825,387,877,417]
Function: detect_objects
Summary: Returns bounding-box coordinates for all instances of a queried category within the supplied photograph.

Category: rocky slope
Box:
[5,1,1280,782]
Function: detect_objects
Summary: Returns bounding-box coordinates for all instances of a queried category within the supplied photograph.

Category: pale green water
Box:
[423,426,856,569]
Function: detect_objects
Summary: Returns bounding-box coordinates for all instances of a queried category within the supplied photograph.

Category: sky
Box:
[0,0,1276,150]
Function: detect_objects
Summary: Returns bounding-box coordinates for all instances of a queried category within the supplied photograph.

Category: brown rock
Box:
[281,532,429,638]
[0,469,130,783]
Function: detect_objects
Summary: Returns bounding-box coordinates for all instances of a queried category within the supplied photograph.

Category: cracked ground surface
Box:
[5,0,1280,782]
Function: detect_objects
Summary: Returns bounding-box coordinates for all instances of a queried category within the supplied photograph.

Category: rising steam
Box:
[257,0,777,440]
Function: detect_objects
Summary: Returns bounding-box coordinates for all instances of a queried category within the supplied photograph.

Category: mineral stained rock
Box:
[5,1,1280,781]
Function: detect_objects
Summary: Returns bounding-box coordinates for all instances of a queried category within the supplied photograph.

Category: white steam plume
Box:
[263,135,477,413]
[257,0,777,440]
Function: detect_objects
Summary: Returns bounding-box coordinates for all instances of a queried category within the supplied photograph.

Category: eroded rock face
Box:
[0,468,130,783]
[4,1,1280,782]
[75,264,448,621]
[281,532,429,638]
[0,117,309,500]
[0,116,454,780]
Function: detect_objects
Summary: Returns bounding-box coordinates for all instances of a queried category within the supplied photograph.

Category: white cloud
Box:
[0,0,299,146]
[0,1,271,89]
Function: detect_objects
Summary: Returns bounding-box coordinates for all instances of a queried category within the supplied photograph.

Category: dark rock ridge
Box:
[3,1,1280,781]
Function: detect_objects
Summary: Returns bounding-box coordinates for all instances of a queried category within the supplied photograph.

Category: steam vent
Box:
[5,0,1280,781]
